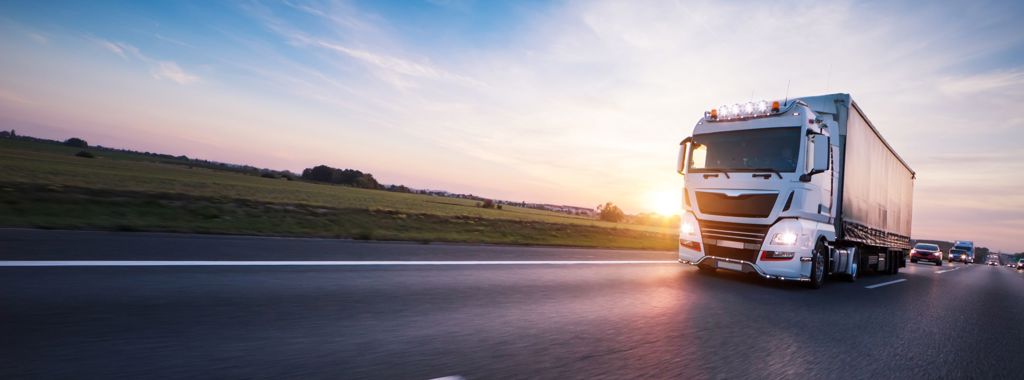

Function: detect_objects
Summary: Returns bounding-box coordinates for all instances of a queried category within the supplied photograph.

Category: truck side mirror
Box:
[677,137,692,175]
[800,134,830,182]
[811,134,829,172]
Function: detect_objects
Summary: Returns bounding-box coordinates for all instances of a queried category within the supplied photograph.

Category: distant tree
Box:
[301,164,382,189]
[64,137,88,148]
[496,204,503,210]
[596,202,625,222]
[481,199,496,209]
[74,150,95,158]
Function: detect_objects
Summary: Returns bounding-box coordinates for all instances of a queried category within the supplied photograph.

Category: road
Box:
[2,229,1022,379]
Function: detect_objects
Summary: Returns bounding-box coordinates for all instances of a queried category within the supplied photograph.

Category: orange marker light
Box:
[771,101,780,112]
[710,109,718,119]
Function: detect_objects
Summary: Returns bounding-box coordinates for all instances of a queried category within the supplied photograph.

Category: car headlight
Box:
[771,232,798,245]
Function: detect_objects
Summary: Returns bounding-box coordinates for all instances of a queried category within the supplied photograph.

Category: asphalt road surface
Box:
[2,229,1022,379]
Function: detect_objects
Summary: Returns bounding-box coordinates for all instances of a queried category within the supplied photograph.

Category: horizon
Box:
[1,0,1023,252]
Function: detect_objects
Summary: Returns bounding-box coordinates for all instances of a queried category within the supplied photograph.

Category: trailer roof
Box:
[797,93,916,176]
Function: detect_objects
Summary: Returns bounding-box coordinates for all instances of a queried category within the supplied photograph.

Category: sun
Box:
[648,189,681,216]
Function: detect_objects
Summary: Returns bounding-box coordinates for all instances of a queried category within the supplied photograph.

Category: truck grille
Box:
[696,191,778,218]
[700,220,770,263]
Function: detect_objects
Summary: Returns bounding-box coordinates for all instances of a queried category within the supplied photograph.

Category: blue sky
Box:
[1,0,1023,251]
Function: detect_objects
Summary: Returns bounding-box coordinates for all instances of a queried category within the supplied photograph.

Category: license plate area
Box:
[717,261,743,272]
[717,240,745,249]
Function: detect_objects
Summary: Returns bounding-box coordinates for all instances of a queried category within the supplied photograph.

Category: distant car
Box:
[1017,260,1024,270]
[910,243,942,266]
[948,249,968,263]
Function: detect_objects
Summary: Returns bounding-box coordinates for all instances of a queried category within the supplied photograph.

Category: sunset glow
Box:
[0,1,1022,251]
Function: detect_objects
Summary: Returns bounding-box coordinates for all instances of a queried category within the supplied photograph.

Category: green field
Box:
[0,138,677,250]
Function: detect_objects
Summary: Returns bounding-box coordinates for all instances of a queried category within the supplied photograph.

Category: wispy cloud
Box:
[0,88,34,106]
[938,69,1024,96]
[89,36,199,85]
[152,61,199,84]
[247,2,482,89]
[154,33,194,48]
[27,32,47,44]
[312,40,483,87]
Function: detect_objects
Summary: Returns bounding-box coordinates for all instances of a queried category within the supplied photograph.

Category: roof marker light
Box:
[771,101,780,113]
[756,100,769,113]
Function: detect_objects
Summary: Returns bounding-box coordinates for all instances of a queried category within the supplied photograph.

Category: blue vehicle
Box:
[949,241,974,264]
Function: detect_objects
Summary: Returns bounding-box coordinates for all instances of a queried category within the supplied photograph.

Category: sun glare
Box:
[649,190,681,216]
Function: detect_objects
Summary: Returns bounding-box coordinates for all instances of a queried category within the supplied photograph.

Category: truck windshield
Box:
[689,127,802,173]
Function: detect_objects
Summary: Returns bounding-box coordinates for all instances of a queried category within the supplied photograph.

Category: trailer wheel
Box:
[887,251,901,274]
[806,240,826,289]
[893,251,902,273]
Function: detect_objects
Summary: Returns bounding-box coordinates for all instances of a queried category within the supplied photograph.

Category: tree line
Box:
[300,165,381,189]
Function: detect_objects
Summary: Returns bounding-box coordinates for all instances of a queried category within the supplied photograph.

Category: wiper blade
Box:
[692,168,730,178]
[742,168,783,179]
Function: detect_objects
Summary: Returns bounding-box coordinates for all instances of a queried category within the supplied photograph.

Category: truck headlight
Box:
[680,221,696,236]
[771,232,798,245]
[679,212,699,238]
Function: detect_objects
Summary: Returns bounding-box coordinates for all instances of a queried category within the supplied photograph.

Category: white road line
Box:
[864,279,907,289]
[0,260,678,267]
[936,266,960,274]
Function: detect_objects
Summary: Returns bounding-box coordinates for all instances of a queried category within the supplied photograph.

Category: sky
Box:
[1,0,1023,252]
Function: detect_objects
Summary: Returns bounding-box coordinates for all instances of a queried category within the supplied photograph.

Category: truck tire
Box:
[911,259,918,263]
[889,251,901,274]
[806,240,826,289]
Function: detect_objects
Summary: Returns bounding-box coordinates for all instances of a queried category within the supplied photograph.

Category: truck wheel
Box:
[911,259,918,263]
[887,251,901,274]
[806,240,826,289]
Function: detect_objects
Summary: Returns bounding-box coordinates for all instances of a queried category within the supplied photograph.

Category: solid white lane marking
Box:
[936,266,961,274]
[0,260,678,267]
[864,279,907,289]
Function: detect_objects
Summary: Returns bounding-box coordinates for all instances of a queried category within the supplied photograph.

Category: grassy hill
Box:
[0,138,677,250]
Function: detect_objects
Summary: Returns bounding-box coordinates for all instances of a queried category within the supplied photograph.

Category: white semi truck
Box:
[675,93,915,288]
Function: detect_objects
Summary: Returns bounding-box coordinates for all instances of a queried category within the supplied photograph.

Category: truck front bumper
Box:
[679,256,811,282]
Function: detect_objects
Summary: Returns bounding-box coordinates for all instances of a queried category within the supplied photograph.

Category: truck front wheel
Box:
[806,240,826,289]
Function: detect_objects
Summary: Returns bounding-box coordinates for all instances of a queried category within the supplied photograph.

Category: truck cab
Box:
[676,94,914,288]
